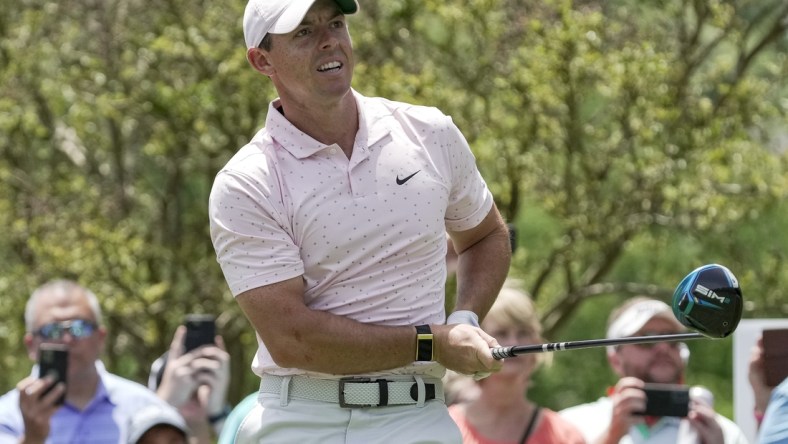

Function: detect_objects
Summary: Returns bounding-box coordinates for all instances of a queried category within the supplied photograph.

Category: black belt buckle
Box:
[409,382,437,402]
[338,377,389,408]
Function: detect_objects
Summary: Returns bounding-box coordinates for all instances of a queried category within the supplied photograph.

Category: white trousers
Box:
[236,392,462,443]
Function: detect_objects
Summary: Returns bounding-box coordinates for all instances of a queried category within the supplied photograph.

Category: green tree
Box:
[0,0,265,401]
[1,0,786,419]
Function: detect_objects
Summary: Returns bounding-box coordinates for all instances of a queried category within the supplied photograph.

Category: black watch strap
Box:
[415,324,433,362]
[208,405,231,424]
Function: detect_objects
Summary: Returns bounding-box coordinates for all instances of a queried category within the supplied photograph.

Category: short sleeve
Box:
[441,116,493,232]
[209,166,304,296]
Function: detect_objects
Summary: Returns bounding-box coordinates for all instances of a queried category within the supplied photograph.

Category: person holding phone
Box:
[559,297,748,444]
[0,279,176,444]
[748,334,788,444]
[147,320,231,444]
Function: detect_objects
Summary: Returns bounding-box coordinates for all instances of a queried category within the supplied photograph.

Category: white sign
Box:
[732,318,788,443]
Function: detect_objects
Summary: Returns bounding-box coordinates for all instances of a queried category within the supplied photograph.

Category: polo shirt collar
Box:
[264,89,391,159]
[93,361,116,406]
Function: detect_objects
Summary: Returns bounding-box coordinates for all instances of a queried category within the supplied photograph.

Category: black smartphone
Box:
[184,314,216,352]
[38,343,68,405]
[507,223,517,254]
[637,383,689,417]
[762,328,788,387]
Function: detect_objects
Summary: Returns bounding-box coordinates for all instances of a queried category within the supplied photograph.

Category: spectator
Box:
[559,296,748,444]
[127,404,189,444]
[148,325,231,444]
[207,0,512,441]
[748,335,788,444]
[448,280,585,443]
[0,279,177,443]
[216,393,257,444]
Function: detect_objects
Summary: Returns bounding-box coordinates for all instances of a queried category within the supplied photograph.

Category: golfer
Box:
[208,0,511,442]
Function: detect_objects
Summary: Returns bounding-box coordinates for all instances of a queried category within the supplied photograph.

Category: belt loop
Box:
[414,375,426,408]
[279,375,292,407]
[377,379,389,407]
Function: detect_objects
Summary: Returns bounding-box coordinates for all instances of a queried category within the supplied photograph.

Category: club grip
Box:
[491,346,514,360]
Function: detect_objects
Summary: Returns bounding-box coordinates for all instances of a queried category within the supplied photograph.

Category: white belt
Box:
[259,374,444,408]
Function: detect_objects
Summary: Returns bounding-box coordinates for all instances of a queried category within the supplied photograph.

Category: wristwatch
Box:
[415,325,433,361]
[208,405,231,425]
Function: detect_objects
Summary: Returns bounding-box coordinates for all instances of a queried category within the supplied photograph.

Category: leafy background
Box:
[2,0,786,421]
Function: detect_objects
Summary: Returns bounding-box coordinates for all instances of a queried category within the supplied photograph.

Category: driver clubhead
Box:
[672,264,743,338]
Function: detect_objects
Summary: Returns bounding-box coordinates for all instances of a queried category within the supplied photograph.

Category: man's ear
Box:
[607,349,625,377]
[96,325,108,347]
[247,48,274,76]
[24,333,37,361]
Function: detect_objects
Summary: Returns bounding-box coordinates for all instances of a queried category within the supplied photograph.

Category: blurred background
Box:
[1,0,786,422]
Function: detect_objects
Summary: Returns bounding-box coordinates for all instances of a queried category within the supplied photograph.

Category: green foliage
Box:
[1,0,786,420]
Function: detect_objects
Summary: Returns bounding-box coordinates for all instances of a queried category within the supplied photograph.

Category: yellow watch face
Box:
[416,333,433,361]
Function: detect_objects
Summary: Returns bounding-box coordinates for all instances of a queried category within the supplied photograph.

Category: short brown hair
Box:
[259,34,272,51]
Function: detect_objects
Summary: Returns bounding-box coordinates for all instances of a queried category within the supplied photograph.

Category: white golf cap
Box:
[243,0,359,49]
[126,404,188,444]
[606,299,685,340]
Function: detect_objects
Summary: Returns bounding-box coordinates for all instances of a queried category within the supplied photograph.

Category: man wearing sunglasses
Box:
[0,279,177,444]
[560,297,747,444]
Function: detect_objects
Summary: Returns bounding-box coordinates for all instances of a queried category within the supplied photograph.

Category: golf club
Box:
[491,264,743,360]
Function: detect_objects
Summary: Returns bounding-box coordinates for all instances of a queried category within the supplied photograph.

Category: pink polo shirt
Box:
[209,90,493,378]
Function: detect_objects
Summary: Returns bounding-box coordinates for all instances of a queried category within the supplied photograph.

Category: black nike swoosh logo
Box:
[396,170,420,185]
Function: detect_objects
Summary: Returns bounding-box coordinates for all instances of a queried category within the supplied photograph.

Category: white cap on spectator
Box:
[243,0,359,49]
[607,299,685,339]
[127,404,188,444]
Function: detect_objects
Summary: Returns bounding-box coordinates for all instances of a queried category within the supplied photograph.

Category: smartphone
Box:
[38,343,68,405]
[507,223,517,254]
[184,314,216,352]
[637,383,690,417]
[762,328,788,387]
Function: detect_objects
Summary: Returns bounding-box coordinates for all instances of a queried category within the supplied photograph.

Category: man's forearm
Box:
[264,310,418,374]
[241,288,499,376]
[238,282,423,375]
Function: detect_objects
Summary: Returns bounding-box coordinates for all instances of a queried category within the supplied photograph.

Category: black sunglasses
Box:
[627,331,685,350]
[35,319,97,340]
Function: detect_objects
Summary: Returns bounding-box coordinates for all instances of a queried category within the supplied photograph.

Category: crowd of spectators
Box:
[2,278,785,444]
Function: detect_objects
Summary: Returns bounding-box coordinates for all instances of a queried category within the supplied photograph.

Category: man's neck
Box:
[279,91,359,158]
[66,368,100,410]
